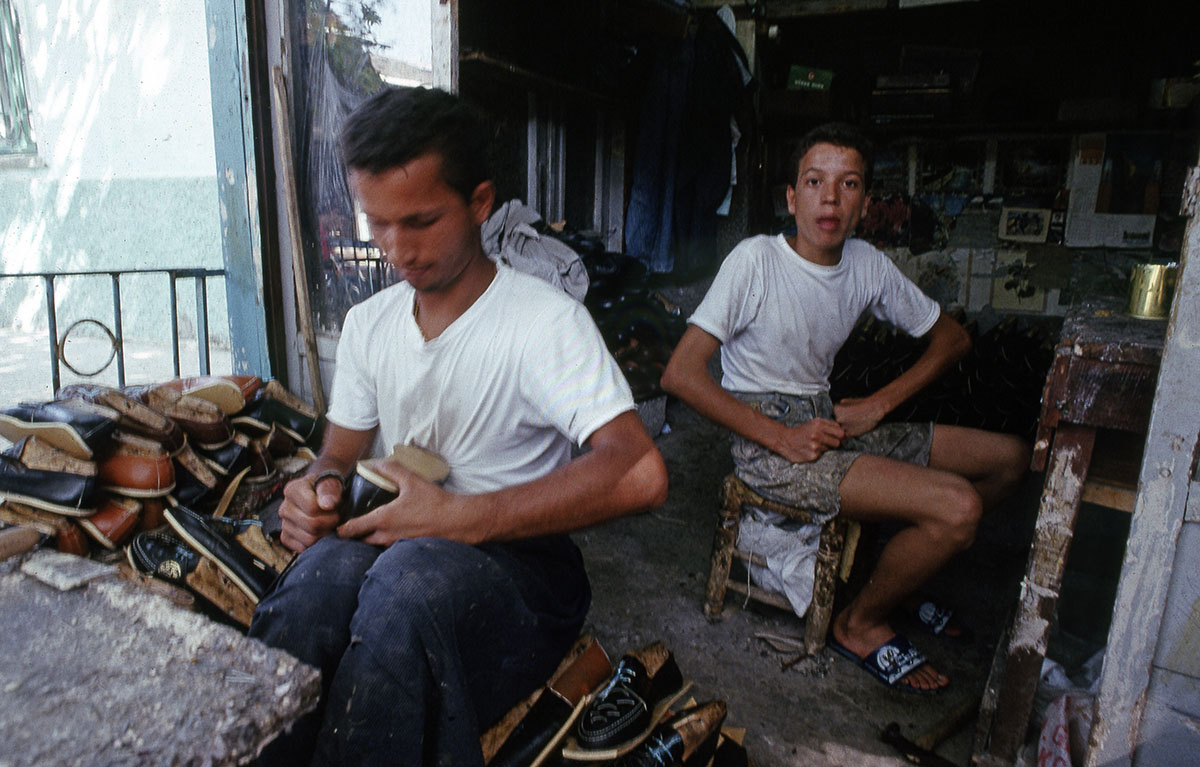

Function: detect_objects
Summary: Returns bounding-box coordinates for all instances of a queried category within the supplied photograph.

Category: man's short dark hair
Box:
[787,122,875,191]
[340,86,490,202]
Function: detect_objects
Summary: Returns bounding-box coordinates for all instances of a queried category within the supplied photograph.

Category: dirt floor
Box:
[573,287,1128,767]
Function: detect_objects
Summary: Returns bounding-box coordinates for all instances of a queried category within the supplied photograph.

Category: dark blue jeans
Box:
[249,534,590,766]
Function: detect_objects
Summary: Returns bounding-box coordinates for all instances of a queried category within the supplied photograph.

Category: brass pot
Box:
[1125,262,1178,319]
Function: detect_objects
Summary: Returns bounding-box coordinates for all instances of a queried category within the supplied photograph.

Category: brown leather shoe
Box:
[160,375,262,414]
[98,431,175,497]
[78,496,142,549]
[58,384,185,451]
[139,386,233,449]
[55,520,91,556]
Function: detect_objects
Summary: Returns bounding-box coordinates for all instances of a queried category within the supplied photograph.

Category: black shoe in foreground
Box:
[567,641,690,759]
[163,505,279,602]
[342,445,451,520]
[615,700,727,767]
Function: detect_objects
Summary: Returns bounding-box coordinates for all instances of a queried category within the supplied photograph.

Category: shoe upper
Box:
[164,505,279,600]
[343,470,395,520]
[0,399,119,455]
[0,437,99,512]
[615,700,727,767]
[128,531,200,584]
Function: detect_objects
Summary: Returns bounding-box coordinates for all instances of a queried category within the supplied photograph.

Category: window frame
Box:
[0,0,37,163]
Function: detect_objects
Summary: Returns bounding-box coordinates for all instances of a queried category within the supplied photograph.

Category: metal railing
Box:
[0,266,226,393]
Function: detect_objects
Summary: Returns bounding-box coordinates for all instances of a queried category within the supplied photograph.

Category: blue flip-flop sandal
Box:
[828,634,945,695]
[908,600,975,642]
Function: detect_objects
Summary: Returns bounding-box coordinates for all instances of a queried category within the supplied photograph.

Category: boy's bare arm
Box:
[336,410,669,547]
[834,312,971,437]
[661,325,844,464]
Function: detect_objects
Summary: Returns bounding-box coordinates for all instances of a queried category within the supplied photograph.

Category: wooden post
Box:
[270,67,326,414]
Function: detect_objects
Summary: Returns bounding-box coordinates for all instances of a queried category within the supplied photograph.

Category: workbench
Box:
[971,299,1166,766]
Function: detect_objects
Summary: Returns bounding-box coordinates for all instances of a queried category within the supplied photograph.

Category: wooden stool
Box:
[703,473,860,656]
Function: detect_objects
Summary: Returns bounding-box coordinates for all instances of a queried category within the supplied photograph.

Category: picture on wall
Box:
[999,207,1051,243]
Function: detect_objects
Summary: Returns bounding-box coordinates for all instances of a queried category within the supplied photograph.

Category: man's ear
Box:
[785,184,796,215]
[859,191,872,218]
[469,181,496,226]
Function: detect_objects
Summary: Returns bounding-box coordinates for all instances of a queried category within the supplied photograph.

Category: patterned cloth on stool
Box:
[703,474,860,657]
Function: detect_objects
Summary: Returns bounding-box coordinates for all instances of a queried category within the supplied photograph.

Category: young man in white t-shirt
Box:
[662,123,1028,693]
[249,87,668,765]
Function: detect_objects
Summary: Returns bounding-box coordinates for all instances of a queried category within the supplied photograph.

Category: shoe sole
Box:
[0,417,92,459]
[0,489,96,517]
[100,482,176,498]
[164,507,264,604]
[558,679,693,761]
[181,381,246,414]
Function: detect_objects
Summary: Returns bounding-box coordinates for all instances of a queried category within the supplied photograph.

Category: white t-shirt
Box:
[689,234,940,396]
[327,263,635,495]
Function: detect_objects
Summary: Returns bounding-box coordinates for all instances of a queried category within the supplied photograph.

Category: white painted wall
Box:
[0,0,227,366]
[15,0,216,180]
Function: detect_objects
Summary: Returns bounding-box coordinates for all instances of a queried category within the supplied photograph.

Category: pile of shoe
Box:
[0,375,319,626]
[484,638,749,767]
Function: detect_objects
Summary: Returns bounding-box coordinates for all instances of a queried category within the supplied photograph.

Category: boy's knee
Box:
[942,483,983,550]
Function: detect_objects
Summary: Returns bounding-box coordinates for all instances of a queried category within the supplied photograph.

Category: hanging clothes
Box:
[624,9,754,275]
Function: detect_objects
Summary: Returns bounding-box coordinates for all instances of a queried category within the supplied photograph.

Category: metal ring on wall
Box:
[57,318,118,378]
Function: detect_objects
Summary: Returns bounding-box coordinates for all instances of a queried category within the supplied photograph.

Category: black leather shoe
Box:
[0,436,99,516]
[170,443,223,510]
[490,637,612,767]
[197,430,253,477]
[163,505,279,601]
[232,380,324,446]
[615,700,727,767]
[125,530,257,627]
[342,446,451,520]
[0,398,119,459]
[571,641,689,756]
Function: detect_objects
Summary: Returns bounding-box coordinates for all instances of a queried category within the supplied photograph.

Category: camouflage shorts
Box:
[730,391,933,525]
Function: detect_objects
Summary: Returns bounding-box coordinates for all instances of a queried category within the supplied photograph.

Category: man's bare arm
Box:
[660,325,844,464]
[337,409,668,547]
[278,422,375,552]
[833,312,971,437]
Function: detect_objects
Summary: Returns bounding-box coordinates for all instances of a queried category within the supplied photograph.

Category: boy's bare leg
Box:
[830,427,1028,690]
[928,424,1030,508]
[832,456,983,690]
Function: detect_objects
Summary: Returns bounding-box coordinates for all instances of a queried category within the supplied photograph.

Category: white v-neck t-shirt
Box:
[689,234,940,396]
[327,264,634,494]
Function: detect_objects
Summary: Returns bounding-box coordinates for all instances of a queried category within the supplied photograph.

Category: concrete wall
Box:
[0,0,226,347]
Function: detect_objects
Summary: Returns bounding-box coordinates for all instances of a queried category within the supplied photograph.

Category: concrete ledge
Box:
[0,552,319,767]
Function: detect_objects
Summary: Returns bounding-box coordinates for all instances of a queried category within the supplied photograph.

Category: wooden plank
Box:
[1080,477,1137,513]
[1086,161,1200,766]
[1055,358,1159,433]
[976,422,1095,765]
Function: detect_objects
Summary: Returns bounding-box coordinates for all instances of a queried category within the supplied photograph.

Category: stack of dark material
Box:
[483,636,749,767]
[829,312,1059,440]
[0,376,319,627]
[560,233,686,403]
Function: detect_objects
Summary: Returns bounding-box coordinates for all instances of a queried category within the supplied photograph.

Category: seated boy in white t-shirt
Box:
[662,122,1029,693]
